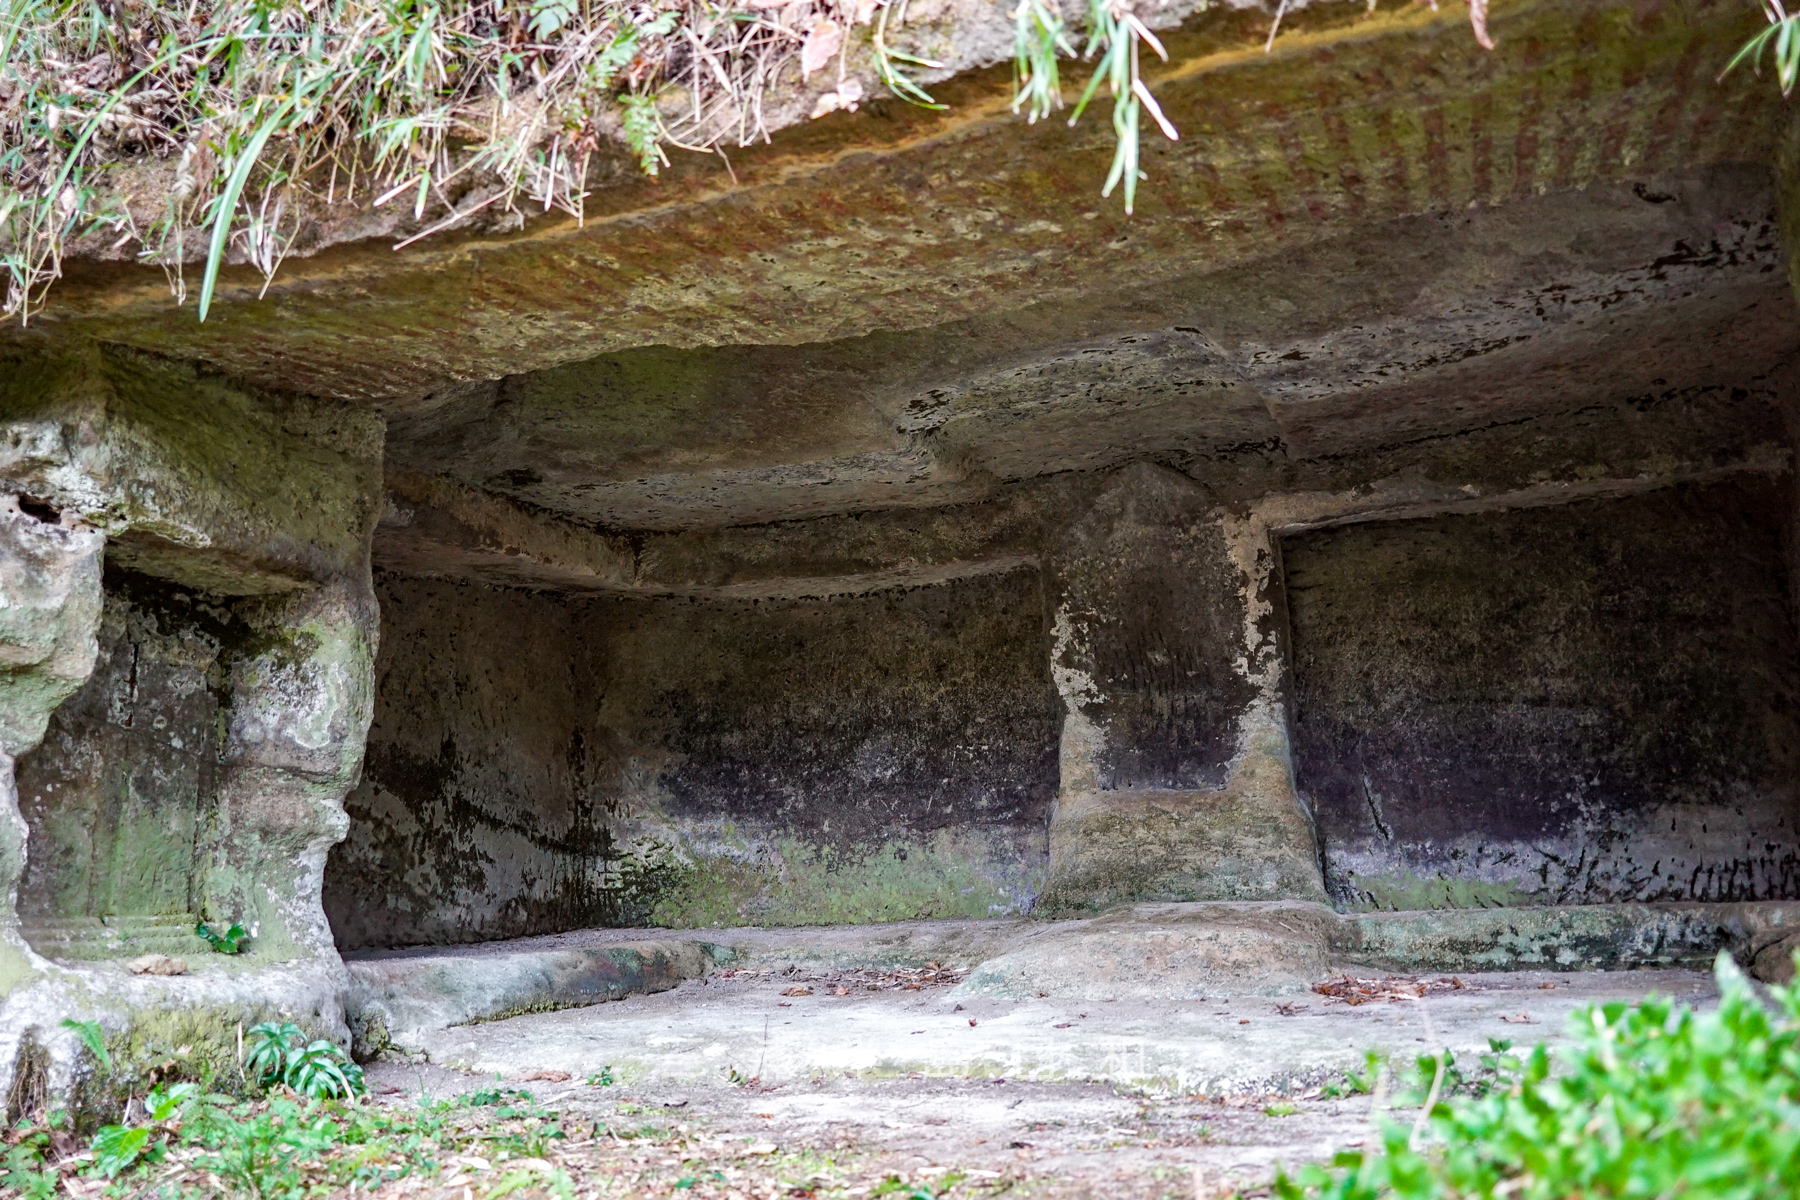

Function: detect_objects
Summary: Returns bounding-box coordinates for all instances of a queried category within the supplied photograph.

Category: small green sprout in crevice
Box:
[196,920,250,954]
[1320,1049,1386,1098]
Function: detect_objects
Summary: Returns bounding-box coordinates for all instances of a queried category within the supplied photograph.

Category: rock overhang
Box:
[0,0,1789,556]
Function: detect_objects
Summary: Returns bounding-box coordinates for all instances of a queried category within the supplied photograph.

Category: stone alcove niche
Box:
[324,463,1800,956]
[322,567,1063,951]
[14,567,233,962]
[1282,474,1800,912]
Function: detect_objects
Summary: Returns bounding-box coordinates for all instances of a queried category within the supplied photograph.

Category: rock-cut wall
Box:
[325,568,1060,949]
[1286,475,1800,910]
[16,570,228,926]
[0,346,383,1120]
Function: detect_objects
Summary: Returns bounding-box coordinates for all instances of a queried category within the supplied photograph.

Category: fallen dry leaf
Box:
[517,1069,571,1082]
[1469,0,1495,50]
[1312,974,1458,1005]
[800,18,842,77]
[782,985,813,997]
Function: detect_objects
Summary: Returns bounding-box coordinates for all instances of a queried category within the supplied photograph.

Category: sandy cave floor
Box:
[358,965,1718,1198]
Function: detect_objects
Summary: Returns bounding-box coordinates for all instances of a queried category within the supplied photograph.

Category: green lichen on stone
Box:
[57,1002,338,1126]
[647,830,1038,929]
[1039,776,1327,915]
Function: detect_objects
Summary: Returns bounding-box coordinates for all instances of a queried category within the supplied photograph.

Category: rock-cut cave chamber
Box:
[13,171,1800,971]
[3,0,1800,1107]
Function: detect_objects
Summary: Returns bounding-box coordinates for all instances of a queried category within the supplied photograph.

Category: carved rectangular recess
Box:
[1281,475,1800,912]
[14,569,227,959]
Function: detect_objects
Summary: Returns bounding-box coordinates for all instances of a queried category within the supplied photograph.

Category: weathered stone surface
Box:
[6,1,1780,415]
[0,504,103,758]
[17,571,228,927]
[956,901,1340,1000]
[2,0,1798,1122]
[0,353,381,1115]
[1285,476,1800,909]
[1340,901,1800,975]
[1751,931,1800,983]
[1039,464,1324,911]
[403,956,1714,1097]
[326,569,1058,949]
[364,165,1795,534]
[0,498,106,1001]
[344,937,721,1053]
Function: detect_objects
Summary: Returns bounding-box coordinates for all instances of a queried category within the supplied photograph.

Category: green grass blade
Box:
[197,99,291,322]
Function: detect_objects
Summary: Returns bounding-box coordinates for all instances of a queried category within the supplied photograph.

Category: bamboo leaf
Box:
[197,98,290,322]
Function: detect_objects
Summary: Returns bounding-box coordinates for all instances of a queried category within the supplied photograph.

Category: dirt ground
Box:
[360,964,1719,1198]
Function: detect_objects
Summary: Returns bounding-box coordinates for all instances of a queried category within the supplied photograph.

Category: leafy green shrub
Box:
[1275,951,1800,1200]
[244,1023,366,1101]
[1,1126,60,1200]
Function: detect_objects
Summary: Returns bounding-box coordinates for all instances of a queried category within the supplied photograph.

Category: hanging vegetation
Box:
[0,0,1778,324]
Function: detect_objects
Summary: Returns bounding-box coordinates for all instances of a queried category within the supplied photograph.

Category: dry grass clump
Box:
[4,0,1728,325]
[0,0,936,321]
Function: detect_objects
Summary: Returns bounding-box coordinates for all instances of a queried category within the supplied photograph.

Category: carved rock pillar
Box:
[1038,463,1325,912]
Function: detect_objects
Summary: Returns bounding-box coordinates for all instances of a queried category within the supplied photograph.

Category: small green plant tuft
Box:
[1320,1049,1385,1099]
[586,1066,614,1086]
[467,1087,533,1106]
[197,920,250,954]
[86,1082,204,1178]
[244,1022,365,1101]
